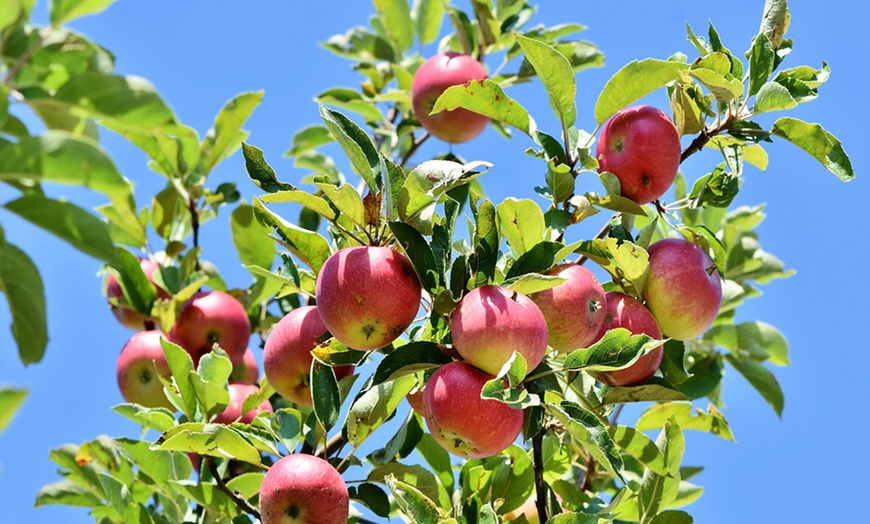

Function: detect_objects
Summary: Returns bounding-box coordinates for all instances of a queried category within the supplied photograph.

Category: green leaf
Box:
[271,408,304,452]
[111,404,176,433]
[242,142,296,193]
[0,240,47,365]
[563,328,658,372]
[754,81,798,113]
[317,87,383,123]
[155,423,262,465]
[113,248,156,314]
[705,321,789,366]
[54,74,176,131]
[389,221,438,291]
[497,198,545,256]
[759,0,790,48]
[503,273,566,296]
[198,91,263,176]
[726,354,784,417]
[252,198,331,273]
[321,26,396,63]
[231,203,276,273]
[595,59,688,124]
[688,67,743,101]
[319,103,381,193]
[285,124,334,157]
[398,160,490,234]
[35,480,103,508]
[472,199,499,286]
[0,387,27,434]
[770,117,854,182]
[600,381,691,406]
[191,350,233,419]
[609,425,669,476]
[346,375,416,448]
[748,34,775,97]
[651,510,694,524]
[416,433,455,495]
[372,341,450,385]
[413,0,445,45]
[50,0,117,26]
[573,237,649,295]
[311,364,341,432]
[639,417,684,521]
[349,482,392,518]
[432,79,535,135]
[385,474,440,524]
[373,0,414,52]
[258,189,337,221]
[315,182,367,229]
[636,403,735,442]
[160,337,197,419]
[515,33,577,127]
[547,401,624,480]
[504,241,563,280]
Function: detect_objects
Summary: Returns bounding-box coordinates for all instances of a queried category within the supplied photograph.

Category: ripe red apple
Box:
[423,361,524,459]
[230,348,259,385]
[264,306,354,406]
[451,285,548,376]
[106,257,169,330]
[596,105,682,205]
[116,330,174,410]
[412,52,489,143]
[315,246,421,351]
[643,238,723,341]
[591,292,663,387]
[171,290,250,367]
[212,382,272,425]
[529,264,607,352]
[259,453,349,524]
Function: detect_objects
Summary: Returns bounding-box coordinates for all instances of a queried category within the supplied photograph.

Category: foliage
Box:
[0,0,854,522]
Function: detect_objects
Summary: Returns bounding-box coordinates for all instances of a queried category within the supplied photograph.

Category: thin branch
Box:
[316,433,347,460]
[400,132,430,167]
[580,455,597,492]
[576,214,617,265]
[205,457,261,520]
[532,430,548,523]
[3,28,52,87]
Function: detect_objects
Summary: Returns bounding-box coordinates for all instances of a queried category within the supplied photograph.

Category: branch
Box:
[3,28,52,87]
[316,432,346,460]
[400,132,430,167]
[205,457,261,520]
[532,430,548,523]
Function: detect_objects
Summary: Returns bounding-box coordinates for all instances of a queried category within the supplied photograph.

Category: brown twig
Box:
[532,430,548,523]
[205,457,261,519]
[400,132,430,167]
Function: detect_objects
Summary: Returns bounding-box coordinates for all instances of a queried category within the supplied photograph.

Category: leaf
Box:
[111,404,176,433]
[155,423,262,465]
[609,425,669,476]
[748,34,775,97]
[573,237,649,295]
[638,417,684,521]
[726,354,784,417]
[595,59,688,124]
[113,248,156,314]
[346,375,416,447]
[413,0,445,45]
[502,273,566,296]
[770,117,854,182]
[373,0,414,52]
[54,74,176,131]
[0,240,47,365]
[285,124,334,157]
[0,387,27,434]
[242,142,296,193]
[315,182,367,228]
[432,79,535,136]
[258,189,337,221]
[704,321,789,366]
[515,33,577,127]
[472,199,499,286]
[563,328,658,372]
[416,433,455,495]
[636,403,735,442]
[389,221,438,292]
[372,341,450,385]
[600,381,691,406]
[385,474,440,524]
[50,0,117,26]
[651,510,694,524]
[199,91,263,176]
[319,103,381,193]
[191,350,233,419]
[231,203,276,273]
[35,480,102,508]
[349,482,392,518]
[252,198,331,273]
[547,401,624,480]
[688,67,743,101]
[398,160,490,233]
[497,198,545,255]
[759,0,790,48]
[311,364,341,432]
[160,337,197,419]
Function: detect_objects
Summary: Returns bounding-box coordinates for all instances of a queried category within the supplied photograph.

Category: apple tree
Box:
[0,0,855,523]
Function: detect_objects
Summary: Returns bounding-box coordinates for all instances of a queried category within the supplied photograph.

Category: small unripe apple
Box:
[264,306,354,406]
[422,361,524,459]
[451,285,548,376]
[229,347,259,385]
[596,105,682,205]
[116,330,174,410]
[315,246,421,351]
[106,258,168,331]
[171,290,250,367]
[412,52,489,143]
[213,382,272,425]
[592,292,663,387]
[529,264,607,352]
[643,238,723,340]
[259,454,349,524]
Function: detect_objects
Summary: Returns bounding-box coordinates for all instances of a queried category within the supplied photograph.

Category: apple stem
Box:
[204,456,261,519]
[532,430,549,522]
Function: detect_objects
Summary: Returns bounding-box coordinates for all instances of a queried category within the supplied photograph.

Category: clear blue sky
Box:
[1,1,868,522]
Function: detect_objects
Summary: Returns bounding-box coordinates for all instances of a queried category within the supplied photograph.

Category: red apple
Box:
[116,330,174,410]
[412,52,489,144]
[596,105,682,205]
[643,238,723,340]
[212,382,272,425]
[259,453,349,524]
[406,387,425,416]
[230,348,259,385]
[529,264,607,352]
[451,285,548,376]
[264,306,354,406]
[422,361,524,459]
[592,292,663,387]
[315,246,421,351]
[106,257,168,331]
[171,290,250,367]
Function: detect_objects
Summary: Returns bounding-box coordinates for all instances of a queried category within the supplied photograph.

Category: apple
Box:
[591,292,663,387]
[106,257,168,331]
[116,330,174,410]
[412,52,489,143]
[596,105,682,205]
[423,361,524,459]
[406,387,425,416]
[451,285,548,376]
[315,246,421,351]
[529,264,607,352]
[643,238,723,340]
[171,290,250,367]
[259,453,349,524]
[503,495,541,524]
[264,306,354,406]
[230,348,259,385]
[212,382,272,425]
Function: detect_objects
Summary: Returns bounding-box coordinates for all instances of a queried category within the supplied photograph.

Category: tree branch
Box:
[400,132,430,167]
[205,457,261,520]
[532,430,548,523]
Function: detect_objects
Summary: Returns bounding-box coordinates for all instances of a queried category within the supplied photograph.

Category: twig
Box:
[400,132,430,167]
[205,457,261,519]
[576,215,617,265]
[532,430,548,523]
[316,433,347,459]
[3,28,52,87]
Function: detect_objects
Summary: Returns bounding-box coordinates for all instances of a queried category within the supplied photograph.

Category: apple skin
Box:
[229,347,259,385]
[591,292,664,387]
[315,246,421,351]
[529,264,607,352]
[116,330,174,410]
[259,453,349,524]
[106,258,168,331]
[596,105,682,205]
[643,238,723,340]
[412,52,489,144]
[264,306,354,406]
[423,361,524,459]
[212,382,272,425]
[171,290,251,367]
[451,285,548,376]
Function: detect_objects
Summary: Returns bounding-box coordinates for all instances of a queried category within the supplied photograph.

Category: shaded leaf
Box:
[595,59,688,124]
[0,241,47,365]
[432,79,535,135]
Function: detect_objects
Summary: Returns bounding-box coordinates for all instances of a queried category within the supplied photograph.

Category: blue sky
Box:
[1,1,868,522]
